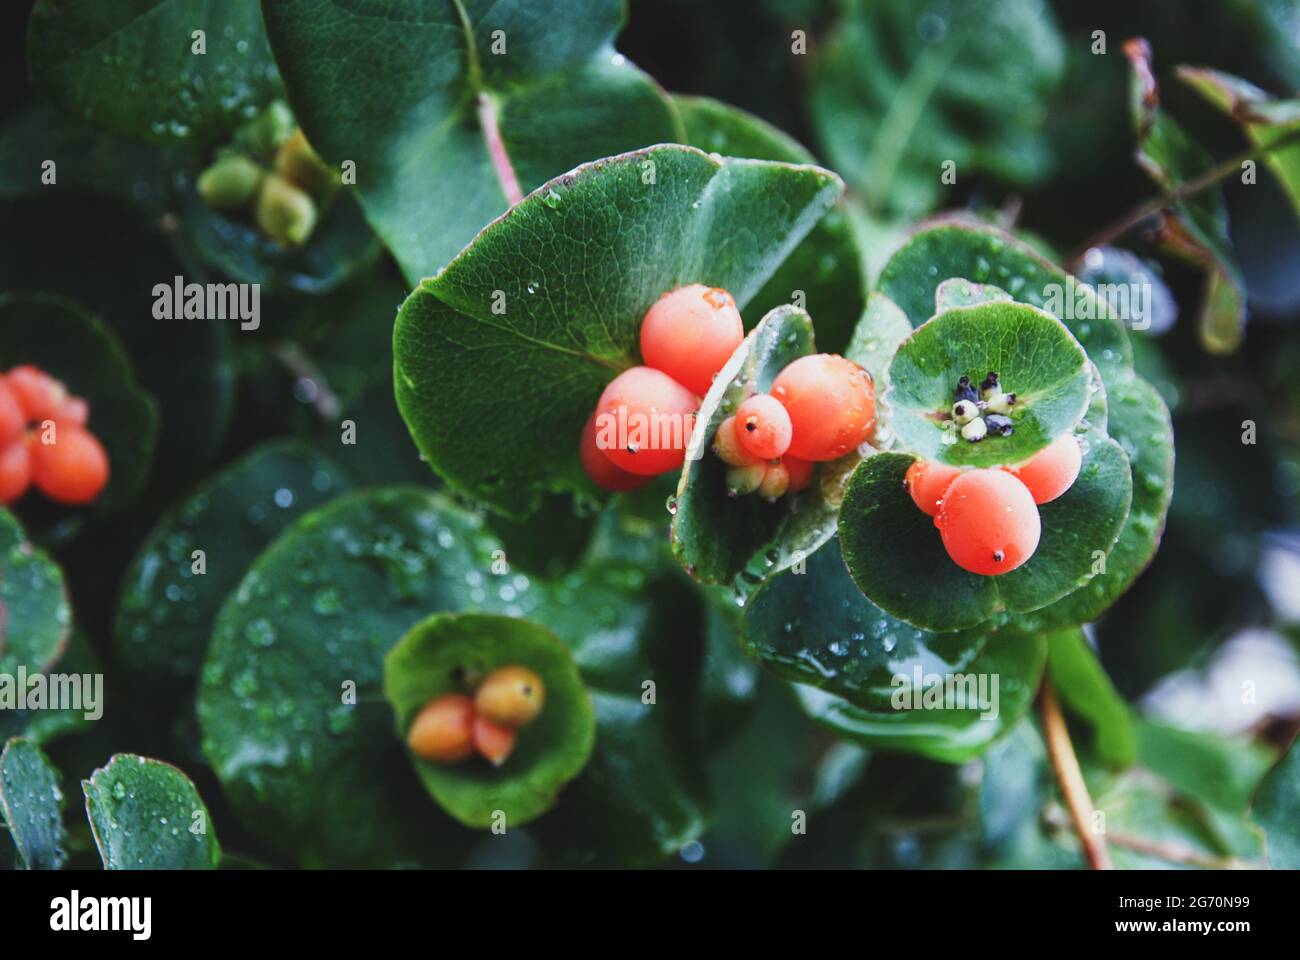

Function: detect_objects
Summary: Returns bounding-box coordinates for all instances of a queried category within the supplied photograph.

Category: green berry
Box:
[725,462,766,497]
[197,154,264,210]
[275,129,339,196]
[255,173,318,247]
[240,100,296,156]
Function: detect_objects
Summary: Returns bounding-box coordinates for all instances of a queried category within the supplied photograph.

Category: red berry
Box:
[0,442,31,505]
[1004,433,1083,505]
[935,469,1041,575]
[905,459,963,517]
[639,284,744,396]
[6,366,65,423]
[712,415,762,467]
[30,424,110,505]
[471,714,517,766]
[55,395,89,428]
[580,412,648,492]
[770,354,875,461]
[593,366,699,476]
[734,393,793,461]
[0,380,24,446]
[783,456,814,493]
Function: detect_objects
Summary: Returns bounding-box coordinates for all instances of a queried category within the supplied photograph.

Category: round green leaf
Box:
[839,438,1132,632]
[742,539,991,708]
[82,754,220,869]
[877,219,1133,376]
[0,737,67,869]
[843,291,914,394]
[393,144,843,519]
[671,305,843,587]
[115,441,350,700]
[792,629,1049,764]
[27,0,281,147]
[385,612,595,829]
[886,301,1093,467]
[1252,738,1300,869]
[262,0,681,281]
[0,293,158,539]
[0,508,71,676]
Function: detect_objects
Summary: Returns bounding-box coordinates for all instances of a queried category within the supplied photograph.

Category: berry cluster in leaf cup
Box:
[0,364,109,507]
[407,665,545,768]
[580,283,877,501]
[905,371,1083,576]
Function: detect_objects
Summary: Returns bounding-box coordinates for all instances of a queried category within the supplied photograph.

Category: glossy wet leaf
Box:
[675,95,865,353]
[843,292,914,393]
[83,754,220,869]
[839,439,1132,632]
[793,629,1048,764]
[876,220,1133,377]
[1135,719,1275,815]
[1044,630,1136,767]
[115,441,350,701]
[1075,246,1179,336]
[743,538,991,708]
[0,738,67,869]
[385,613,595,828]
[809,0,1065,218]
[0,293,159,538]
[671,305,836,587]
[262,0,681,280]
[1252,737,1300,868]
[28,0,281,147]
[0,508,71,676]
[394,144,842,519]
[886,301,1092,467]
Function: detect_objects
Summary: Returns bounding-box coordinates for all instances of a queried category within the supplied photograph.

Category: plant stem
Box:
[1106,831,1256,870]
[1039,678,1113,870]
[274,343,341,421]
[478,93,524,206]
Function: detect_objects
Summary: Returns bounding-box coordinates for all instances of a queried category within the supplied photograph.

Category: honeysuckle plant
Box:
[2,0,1298,875]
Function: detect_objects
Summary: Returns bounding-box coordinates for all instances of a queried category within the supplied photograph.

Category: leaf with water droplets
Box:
[83,754,220,869]
[0,738,67,869]
[1252,736,1300,868]
[0,508,71,681]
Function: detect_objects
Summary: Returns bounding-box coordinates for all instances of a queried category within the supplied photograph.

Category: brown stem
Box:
[1106,831,1257,870]
[1040,678,1113,869]
[274,344,341,421]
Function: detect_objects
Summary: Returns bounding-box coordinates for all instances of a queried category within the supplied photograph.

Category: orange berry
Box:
[579,412,648,492]
[758,460,789,499]
[475,666,545,728]
[905,460,964,517]
[472,714,517,766]
[6,366,65,422]
[1004,433,1083,505]
[55,395,89,428]
[735,393,793,461]
[29,424,109,506]
[770,354,875,461]
[936,469,1041,575]
[406,694,475,763]
[0,380,23,446]
[712,415,762,467]
[639,284,744,396]
[0,442,32,505]
[783,456,814,492]
[593,366,699,476]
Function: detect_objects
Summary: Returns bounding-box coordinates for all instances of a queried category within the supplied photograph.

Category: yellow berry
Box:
[475,666,545,728]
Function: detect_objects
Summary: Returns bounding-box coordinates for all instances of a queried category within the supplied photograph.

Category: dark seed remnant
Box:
[993,550,1005,563]
[954,376,979,403]
[980,371,1000,393]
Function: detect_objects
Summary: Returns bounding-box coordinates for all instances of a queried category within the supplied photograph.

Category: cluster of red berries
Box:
[713,353,876,499]
[581,284,746,491]
[0,365,109,507]
[407,666,545,768]
[905,432,1082,575]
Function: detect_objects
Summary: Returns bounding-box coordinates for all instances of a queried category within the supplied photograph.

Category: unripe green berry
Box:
[256,173,318,247]
[240,100,296,156]
[275,129,339,196]
[725,462,766,497]
[197,154,264,210]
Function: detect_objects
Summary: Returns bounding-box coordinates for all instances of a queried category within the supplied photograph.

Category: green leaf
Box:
[1123,38,1246,354]
[1179,66,1300,223]
[0,738,67,869]
[115,441,350,703]
[843,291,914,391]
[385,612,595,829]
[792,629,1048,763]
[675,94,866,353]
[0,293,159,539]
[1045,630,1136,767]
[671,305,841,587]
[261,0,681,280]
[1252,737,1300,868]
[839,439,1132,632]
[809,0,1065,218]
[934,278,1013,312]
[0,508,71,677]
[27,0,281,147]
[876,219,1133,377]
[886,301,1093,468]
[394,144,843,519]
[1135,719,1275,815]
[83,754,220,869]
